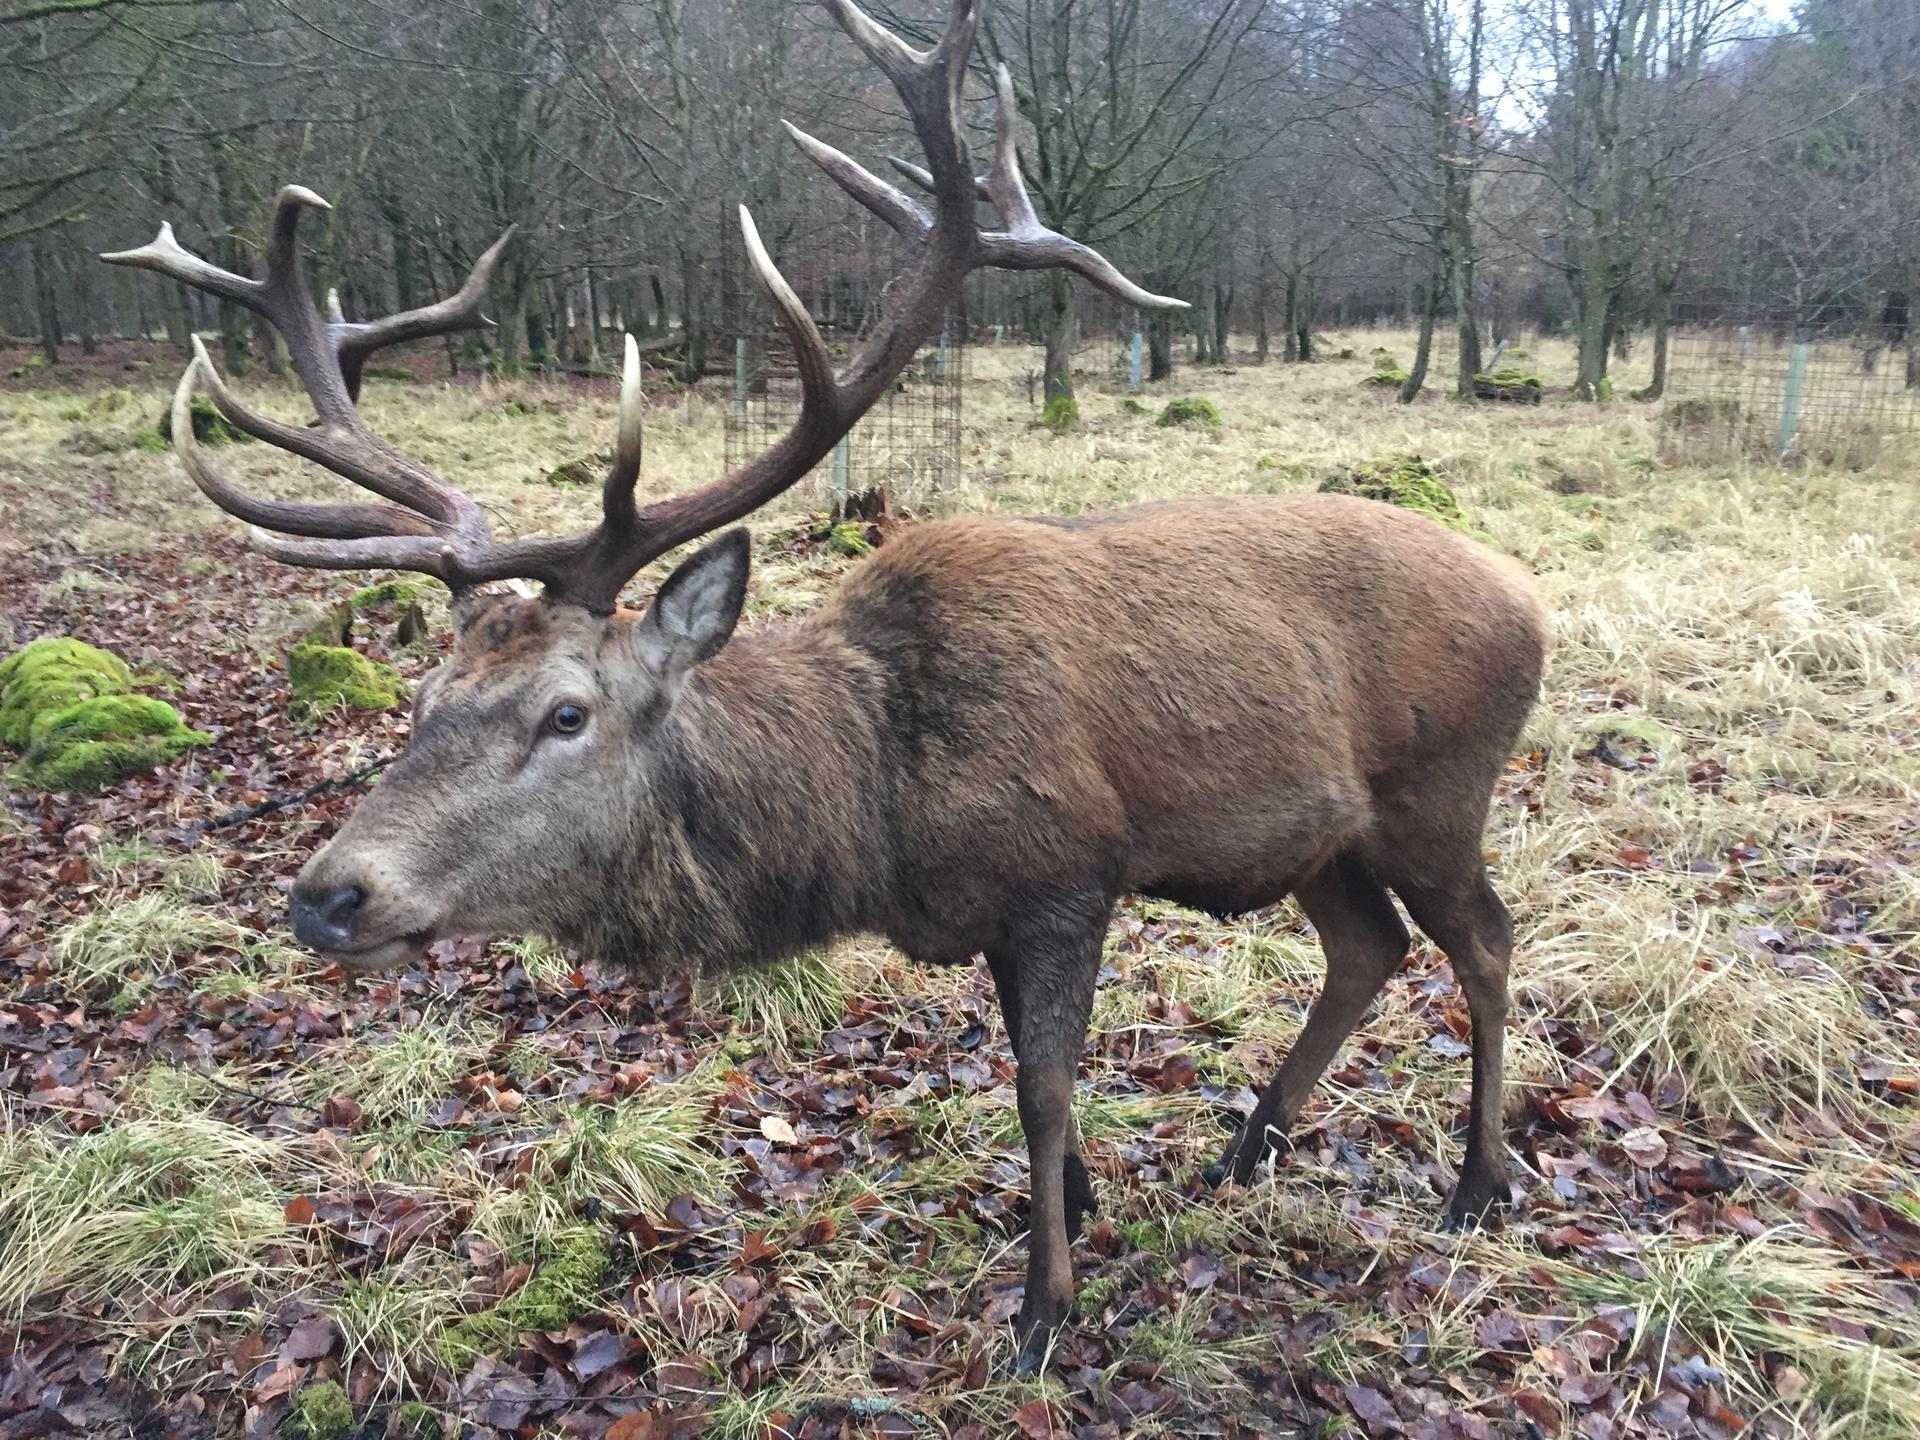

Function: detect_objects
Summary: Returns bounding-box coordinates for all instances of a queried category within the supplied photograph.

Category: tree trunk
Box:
[1282,275,1298,362]
[1148,314,1173,380]
[69,246,98,355]
[1211,282,1232,364]
[1296,276,1314,362]
[1399,254,1444,404]
[30,236,60,364]
[1645,274,1675,400]
[1574,255,1611,399]
[1043,270,1077,401]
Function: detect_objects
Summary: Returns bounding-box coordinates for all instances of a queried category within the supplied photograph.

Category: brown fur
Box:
[293,492,1548,1366]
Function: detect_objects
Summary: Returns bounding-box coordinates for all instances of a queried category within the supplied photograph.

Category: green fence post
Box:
[1776,341,1809,458]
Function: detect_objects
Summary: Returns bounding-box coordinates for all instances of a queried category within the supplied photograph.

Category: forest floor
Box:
[1,332,1916,1440]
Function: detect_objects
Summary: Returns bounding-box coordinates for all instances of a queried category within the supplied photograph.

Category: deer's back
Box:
[816,494,1547,928]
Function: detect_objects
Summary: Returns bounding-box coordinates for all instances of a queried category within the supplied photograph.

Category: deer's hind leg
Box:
[1386,863,1516,1228]
[1209,852,1409,1186]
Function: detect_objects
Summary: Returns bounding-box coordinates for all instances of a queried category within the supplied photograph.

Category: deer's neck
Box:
[594,625,892,976]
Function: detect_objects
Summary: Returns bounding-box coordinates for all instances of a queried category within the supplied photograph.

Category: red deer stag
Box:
[105,0,1547,1372]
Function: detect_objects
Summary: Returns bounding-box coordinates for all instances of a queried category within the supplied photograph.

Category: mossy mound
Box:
[305,575,446,649]
[1473,368,1544,404]
[1665,394,1741,426]
[1318,455,1466,529]
[287,644,404,716]
[362,364,417,383]
[438,1230,609,1370]
[1121,397,1149,416]
[10,695,209,793]
[0,637,134,748]
[826,522,875,558]
[1360,368,1409,388]
[1156,396,1221,427]
[283,1380,354,1440]
[156,393,249,447]
[1041,394,1080,432]
[543,455,604,487]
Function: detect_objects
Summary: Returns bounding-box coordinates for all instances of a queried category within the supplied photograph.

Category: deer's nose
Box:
[291,882,366,952]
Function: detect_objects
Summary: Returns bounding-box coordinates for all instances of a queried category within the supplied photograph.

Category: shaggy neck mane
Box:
[584,622,892,976]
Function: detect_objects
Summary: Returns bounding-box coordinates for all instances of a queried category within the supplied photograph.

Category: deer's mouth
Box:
[322,928,438,975]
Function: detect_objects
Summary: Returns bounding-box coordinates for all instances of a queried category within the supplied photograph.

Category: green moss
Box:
[362,364,417,383]
[1041,393,1080,432]
[1121,397,1149,415]
[283,1380,353,1440]
[10,695,209,793]
[348,576,443,613]
[0,637,135,748]
[543,456,600,487]
[156,393,249,447]
[394,1402,441,1439]
[1595,377,1615,402]
[286,644,404,716]
[826,522,875,558]
[1156,395,1221,427]
[1666,394,1741,425]
[1319,454,1466,529]
[438,1229,609,1370]
[1360,368,1409,388]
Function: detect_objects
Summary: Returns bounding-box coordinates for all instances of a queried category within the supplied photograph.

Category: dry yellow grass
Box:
[3,327,1916,1433]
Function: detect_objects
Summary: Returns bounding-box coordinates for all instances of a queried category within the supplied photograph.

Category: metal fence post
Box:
[1129,331,1144,391]
[734,337,748,412]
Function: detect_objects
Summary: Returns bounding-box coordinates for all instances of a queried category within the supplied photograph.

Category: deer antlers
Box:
[105,0,1185,615]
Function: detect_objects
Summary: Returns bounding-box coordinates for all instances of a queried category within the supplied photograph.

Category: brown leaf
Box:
[283,1316,337,1361]
[1342,1384,1400,1433]
[283,1195,317,1226]
[1012,1399,1064,1439]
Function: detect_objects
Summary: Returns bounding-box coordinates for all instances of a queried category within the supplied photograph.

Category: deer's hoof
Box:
[1012,1298,1071,1376]
[1441,1166,1507,1232]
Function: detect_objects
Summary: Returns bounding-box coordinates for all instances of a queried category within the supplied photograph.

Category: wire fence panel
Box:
[1662,303,1920,466]
[719,205,964,516]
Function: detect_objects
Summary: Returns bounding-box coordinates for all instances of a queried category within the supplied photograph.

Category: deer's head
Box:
[103,0,1183,973]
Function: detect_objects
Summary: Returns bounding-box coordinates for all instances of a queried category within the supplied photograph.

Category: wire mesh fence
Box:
[1661,303,1920,466]
[719,208,964,516]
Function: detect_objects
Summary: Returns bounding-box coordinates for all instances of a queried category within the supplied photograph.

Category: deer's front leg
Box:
[1003,894,1106,1375]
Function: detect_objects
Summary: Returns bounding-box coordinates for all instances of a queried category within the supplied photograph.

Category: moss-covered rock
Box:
[156,393,249,447]
[9,695,209,793]
[283,1380,354,1440]
[1041,394,1080,432]
[1472,369,1544,404]
[286,644,404,716]
[1121,397,1149,416]
[1360,367,1409,388]
[305,576,446,648]
[0,637,134,748]
[438,1229,610,1370]
[1369,348,1400,371]
[1318,455,1466,529]
[1156,396,1221,427]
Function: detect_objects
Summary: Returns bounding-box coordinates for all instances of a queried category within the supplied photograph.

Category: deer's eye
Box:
[546,702,589,736]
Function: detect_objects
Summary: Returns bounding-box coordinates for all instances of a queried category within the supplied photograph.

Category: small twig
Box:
[184,755,397,837]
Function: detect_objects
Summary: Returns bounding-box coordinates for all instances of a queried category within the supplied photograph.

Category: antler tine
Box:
[785,122,932,241]
[170,341,441,543]
[333,228,516,401]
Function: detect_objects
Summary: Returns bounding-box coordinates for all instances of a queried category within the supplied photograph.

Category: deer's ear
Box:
[635,528,749,681]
